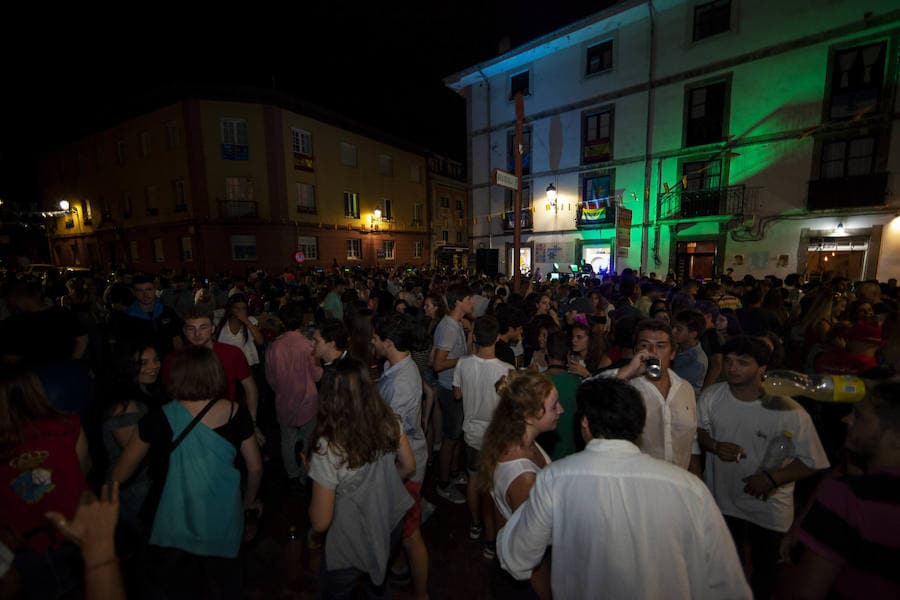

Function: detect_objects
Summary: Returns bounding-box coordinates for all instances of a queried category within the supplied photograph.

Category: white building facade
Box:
[445,0,900,282]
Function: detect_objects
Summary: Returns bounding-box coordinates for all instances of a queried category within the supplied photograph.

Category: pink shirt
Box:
[265,331,322,426]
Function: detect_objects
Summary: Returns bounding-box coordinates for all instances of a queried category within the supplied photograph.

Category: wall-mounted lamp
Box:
[545,183,558,213]
[835,222,844,235]
[370,208,382,232]
[59,200,70,211]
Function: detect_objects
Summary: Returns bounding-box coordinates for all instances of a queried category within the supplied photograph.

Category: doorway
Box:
[675,240,717,281]
[806,237,867,281]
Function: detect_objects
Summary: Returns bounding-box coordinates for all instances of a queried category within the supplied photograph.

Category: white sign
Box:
[493,169,518,190]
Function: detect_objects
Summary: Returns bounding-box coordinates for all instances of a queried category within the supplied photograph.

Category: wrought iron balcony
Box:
[218,200,258,218]
[658,185,759,221]
[502,208,533,232]
[807,173,887,211]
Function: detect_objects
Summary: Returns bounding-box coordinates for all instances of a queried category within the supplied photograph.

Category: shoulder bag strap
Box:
[170,399,218,451]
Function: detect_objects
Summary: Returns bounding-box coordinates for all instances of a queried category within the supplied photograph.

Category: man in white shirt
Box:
[497,377,750,600]
[697,335,829,599]
[606,319,701,474]
[453,315,514,559]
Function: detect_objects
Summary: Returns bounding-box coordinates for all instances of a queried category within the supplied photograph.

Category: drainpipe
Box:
[478,69,492,251]
[641,0,657,275]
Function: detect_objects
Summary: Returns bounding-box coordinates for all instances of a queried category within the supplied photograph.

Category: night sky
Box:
[0,1,612,207]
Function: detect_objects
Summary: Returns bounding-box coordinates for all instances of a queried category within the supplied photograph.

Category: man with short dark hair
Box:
[498,378,750,599]
[372,312,429,598]
[605,319,701,473]
[672,309,709,395]
[697,336,829,599]
[118,274,183,355]
[322,279,346,320]
[312,318,349,373]
[540,331,581,459]
[433,284,474,504]
[779,381,900,598]
[495,306,526,368]
[266,303,322,492]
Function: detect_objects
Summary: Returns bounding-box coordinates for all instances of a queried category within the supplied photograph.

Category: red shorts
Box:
[402,480,423,539]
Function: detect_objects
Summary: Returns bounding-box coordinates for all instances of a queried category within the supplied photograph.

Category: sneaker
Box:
[469,523,483,540]
[435,483,466,504]
[482,541,496,560]
[420,499,436,524]
[450,471,468,486]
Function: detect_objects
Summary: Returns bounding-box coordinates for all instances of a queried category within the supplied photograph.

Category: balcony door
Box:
[675,240,718,282]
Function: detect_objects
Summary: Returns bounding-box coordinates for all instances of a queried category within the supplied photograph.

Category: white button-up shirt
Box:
[603,369,699,468]
[497,439,751,600]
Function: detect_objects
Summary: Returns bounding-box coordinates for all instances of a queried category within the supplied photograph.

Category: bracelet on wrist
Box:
[85,557,118,572]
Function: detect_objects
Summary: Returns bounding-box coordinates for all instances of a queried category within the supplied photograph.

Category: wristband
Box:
[762,470,778,489]
[85,557,118,572]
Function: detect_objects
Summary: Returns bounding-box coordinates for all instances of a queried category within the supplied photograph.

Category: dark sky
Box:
[0,2,613,206]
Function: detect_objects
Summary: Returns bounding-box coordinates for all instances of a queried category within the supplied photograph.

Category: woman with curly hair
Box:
[308,357,416,599]
[478,370,561,599]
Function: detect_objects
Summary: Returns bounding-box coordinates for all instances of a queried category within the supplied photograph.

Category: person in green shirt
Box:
[539,331,582,459]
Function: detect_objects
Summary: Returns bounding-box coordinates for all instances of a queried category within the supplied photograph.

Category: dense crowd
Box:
[0,262,898,599]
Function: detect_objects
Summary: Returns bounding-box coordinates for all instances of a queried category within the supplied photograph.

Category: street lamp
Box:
[59,200,70,211]
[371,208,382,232]
[545,183,558,213]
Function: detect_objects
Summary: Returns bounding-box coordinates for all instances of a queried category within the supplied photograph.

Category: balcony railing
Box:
[502,208,533,232]
[658,185,759,221]
[807,173,888,211]
[218,200,258,218]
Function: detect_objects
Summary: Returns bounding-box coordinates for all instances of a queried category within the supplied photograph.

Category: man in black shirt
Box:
[495,306,526,368]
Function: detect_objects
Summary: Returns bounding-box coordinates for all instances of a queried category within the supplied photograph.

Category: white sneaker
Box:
[435,483,466,504]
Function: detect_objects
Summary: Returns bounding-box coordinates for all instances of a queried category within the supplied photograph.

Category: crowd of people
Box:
[0,261,898,599]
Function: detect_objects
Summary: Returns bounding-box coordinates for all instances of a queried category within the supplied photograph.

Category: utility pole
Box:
[513,92,524,293]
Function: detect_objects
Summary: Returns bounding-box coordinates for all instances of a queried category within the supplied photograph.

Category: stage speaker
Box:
[476,248,499,276]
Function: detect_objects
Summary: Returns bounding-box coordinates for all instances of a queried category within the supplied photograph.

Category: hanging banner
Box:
[616,207,632,248]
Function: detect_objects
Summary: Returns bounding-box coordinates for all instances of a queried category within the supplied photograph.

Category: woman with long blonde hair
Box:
[478,370,561,599]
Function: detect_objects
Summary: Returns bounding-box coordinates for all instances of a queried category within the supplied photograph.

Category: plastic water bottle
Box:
[760,431,795,471]
[763,370,865,403]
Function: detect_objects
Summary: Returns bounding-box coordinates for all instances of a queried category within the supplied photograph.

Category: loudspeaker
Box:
[476,248,499,276]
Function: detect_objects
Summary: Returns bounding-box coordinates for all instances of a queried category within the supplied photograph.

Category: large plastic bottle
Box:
[763,370,865,403]
[760,431,795,471]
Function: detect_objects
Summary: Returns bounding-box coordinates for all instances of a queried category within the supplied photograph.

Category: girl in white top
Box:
[479,371,562,598]
[217,294,264,366]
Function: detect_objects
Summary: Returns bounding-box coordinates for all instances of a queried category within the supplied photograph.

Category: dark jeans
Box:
[724,515,782,600]
[143,545,242,600]
[13,543,83,600]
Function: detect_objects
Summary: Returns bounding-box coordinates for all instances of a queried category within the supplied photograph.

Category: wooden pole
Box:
[513,92,524,293]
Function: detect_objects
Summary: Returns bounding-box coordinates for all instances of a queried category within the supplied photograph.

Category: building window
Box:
[343,191,360,218]
[129,240,139,262]
[383,240,395,260]
[297,183,316,213]
[144,186,159,216]
[153,238,165,262]
[173,179,187,212]
[292,128,313,156]
[456,231,463,243]
[140,131,151,157]
[440,196,450,209]
[683,159,722,190]
[225,177,254,201]
[828,42,886,121]
[505,184,533,211]
[231,235,257,261]
[378,154,393,176]
[297,235,319,260]
[180,237,193,261]
[693,0,731,41]
[685,81,728,147]
[507,127,532,175]
[585,40,613,76]
[166,121,180,149]
[583,108,613,164]
[81,199,93,224]
[410,164,422,183]
[580,174,615,227]
[346,239,362,260]
[441,230,448,243]
[820,137,875,179]
[221,118,249,160]
[413,203,423,226]
[340,142,358,167]
[509,70,530,100]
[122,191,133,219]
[414,241,423,258]
[381,198,392,221]
[116,140,126,165]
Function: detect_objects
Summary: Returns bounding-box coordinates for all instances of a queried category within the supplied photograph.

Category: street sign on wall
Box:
[492,169,518,190]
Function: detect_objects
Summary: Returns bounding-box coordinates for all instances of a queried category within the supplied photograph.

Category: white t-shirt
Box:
[697,382,830,532]
[217,316,259,366]
[453,355,514,450]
